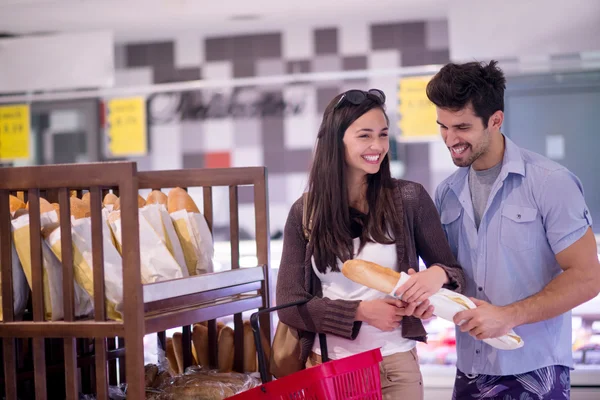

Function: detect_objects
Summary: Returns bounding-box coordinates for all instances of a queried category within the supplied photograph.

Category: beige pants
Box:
[306,347,423,400]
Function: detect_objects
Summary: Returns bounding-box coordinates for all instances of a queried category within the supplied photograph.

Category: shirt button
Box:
[476,349,481,354]
[478,287,483,292]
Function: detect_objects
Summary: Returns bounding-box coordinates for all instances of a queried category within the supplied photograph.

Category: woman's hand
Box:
[395,266,448,304]
[355,298,414,332]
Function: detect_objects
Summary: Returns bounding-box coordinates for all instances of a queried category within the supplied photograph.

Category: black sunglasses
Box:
[334,89,386,110]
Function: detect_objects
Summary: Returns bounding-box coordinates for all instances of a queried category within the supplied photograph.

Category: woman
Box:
[276,89,465,399]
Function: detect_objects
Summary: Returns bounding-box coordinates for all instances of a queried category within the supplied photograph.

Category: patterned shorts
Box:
[453,365,570,400]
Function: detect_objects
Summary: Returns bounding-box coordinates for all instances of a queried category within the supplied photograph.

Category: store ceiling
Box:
[0,0,448,42]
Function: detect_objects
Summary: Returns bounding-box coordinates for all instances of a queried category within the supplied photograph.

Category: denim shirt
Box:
[435,136,593,375]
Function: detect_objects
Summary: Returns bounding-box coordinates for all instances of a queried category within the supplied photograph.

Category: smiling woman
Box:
[274,88,465,399]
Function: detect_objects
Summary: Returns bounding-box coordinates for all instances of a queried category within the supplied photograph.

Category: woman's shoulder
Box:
[390,178,427,201]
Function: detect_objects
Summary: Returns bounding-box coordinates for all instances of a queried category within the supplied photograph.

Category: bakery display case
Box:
[0,162,272,399]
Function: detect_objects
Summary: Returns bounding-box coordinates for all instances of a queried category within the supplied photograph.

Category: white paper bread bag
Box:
[342,259,524,351]
[142,191,188,271]
[12,199,93,320]
[51,203,125,320]
[106,196,187,283]
[167,188,214,276]
[2,197,30,321]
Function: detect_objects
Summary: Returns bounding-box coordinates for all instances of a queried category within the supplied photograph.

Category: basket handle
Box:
[250,300,329,383]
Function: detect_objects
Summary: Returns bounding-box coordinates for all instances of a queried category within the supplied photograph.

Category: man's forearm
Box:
[506,268,599,327]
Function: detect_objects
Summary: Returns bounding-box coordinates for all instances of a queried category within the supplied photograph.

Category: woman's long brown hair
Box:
[307,92,397,273]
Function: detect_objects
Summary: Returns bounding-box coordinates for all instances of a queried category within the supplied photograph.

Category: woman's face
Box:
[342,108,389,180]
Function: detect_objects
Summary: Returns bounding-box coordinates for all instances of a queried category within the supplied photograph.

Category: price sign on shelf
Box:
[397,76,439,139]
[104,96,148,157]
[0,104,30,161]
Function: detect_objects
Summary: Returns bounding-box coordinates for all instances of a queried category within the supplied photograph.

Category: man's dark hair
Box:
[426,60,506,128]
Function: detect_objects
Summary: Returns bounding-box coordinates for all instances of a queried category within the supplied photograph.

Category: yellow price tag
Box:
[397,76,439,138]
[105,97,147,157]
[0,104,30,161]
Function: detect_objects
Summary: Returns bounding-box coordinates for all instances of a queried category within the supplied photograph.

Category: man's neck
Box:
[472,132,505,171]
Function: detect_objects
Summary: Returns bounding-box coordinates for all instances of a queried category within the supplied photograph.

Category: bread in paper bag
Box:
[61,210,125,320]
[139,202,188,275]
[167,188,214,276]
[0,236,30,321]
[107,208,185,283]
[342,259,524,350]
[9,195,26,216]
[12,209,93,320]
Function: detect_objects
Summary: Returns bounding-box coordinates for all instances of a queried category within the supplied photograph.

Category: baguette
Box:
[217,326,234,372]
[113,194,146,211]
[165,337,179,375]
[341,259,400,294]
[172,332,185,375]
[9,195,25,214]
[69,197,89,219]
[146,190,168,206]
[103,193,118,207]
[243,321,257,372]
[167,187,200,214]
[342,259,525,350]
[26,198,55,214]
[81,192,90,207]
[191,323,209,367]
[13,208,28,219]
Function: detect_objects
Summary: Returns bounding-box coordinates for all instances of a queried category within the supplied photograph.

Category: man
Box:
[426,60,600,399]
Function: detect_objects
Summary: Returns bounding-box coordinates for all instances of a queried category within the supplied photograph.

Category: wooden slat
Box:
[144,281,262,314]
[137,167,264,190]
[27,189,48,400]
[202,185,218,368]
[208,319,218,369]
[182,325,192,371]
[119,170,145,400]
[58,188,78,400]
[0,192,17,399]
[145,295,263,335]
[142,267,265,303]
[2,339,17,400]
[90,186,106,321]
[0,191,14,322]
[0,322,124,338]
[253,169,272,381]
[229,186,245,373]
[0,162,137,190]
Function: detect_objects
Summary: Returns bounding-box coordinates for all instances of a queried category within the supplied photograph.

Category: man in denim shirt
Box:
[425,61,600,399]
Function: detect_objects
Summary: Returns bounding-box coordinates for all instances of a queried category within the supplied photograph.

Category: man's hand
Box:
[395,266,448,304]
[453,298,515,340]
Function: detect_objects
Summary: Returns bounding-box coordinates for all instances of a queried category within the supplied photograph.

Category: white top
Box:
[311,237,416,359]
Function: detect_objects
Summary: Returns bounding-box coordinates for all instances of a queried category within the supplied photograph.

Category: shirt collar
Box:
[447,134,525,188]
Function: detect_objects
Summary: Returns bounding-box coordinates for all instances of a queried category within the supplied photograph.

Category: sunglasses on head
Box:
[334,89,386,110]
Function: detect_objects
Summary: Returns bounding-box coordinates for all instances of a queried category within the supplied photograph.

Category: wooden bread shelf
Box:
[0,162,272,400]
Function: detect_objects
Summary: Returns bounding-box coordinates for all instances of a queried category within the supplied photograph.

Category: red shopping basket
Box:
[230,300,383,400]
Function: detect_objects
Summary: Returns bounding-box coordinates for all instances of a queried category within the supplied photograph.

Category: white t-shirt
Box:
[311,237,416,359]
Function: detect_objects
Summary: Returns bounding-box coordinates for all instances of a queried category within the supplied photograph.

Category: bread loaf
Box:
[144,364,159,388]
[217,326,234,372]
[113,194,146,211]
[103,193,118,207]
[172,332,185,375]
[243,321,257,372]
[146,190,168,206]
[167,188,200,214]
[9,195,25,214]
[81,192,90,206]
[69,197,89,219]
[191,323,209,367]
[341,259,400,294]
[165,337,179,375]
[13,208,28,219]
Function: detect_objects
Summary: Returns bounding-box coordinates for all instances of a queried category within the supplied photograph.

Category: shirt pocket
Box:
[500,204,538,251]
[440,207,462,251]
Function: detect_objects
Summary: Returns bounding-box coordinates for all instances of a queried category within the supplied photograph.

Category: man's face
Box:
[436,104,491,168]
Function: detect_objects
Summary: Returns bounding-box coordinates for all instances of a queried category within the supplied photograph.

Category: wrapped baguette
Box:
[147,190,168,206]
[168,188,214,276]
[9,195,25,216]
[103,193,119,209]
[341,259,524,350]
